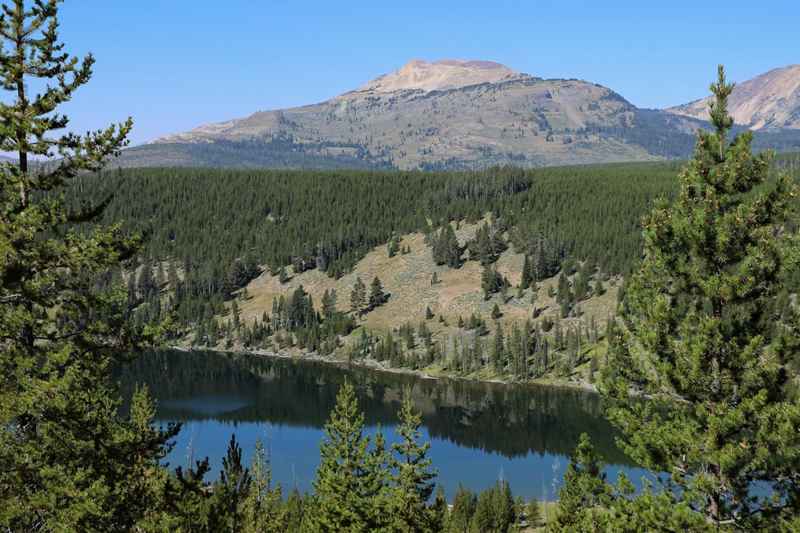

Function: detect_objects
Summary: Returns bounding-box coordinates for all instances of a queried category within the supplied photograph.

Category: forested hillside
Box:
[65,154,800,388]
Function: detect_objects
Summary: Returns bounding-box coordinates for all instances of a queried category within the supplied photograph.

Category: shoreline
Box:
[172,344,599,393]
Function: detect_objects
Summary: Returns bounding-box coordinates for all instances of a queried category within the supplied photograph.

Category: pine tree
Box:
[520,255,532,290]
[431,485,448,532]
[425,306,434,320]
[491,324,505,373]
[470,489,494,533]
[241,439,285,533]
[0,1,177,529]
[231,299,241,331]
[551,433,611,531]
[307,382,389,532]
[603,66,800,529]
[490,303,502,319]
[369,276,387,309]
[387,391,438,532]
[350,276,366,316]
[285,488,306,532]
[210,434,252,532]
[321,288,338,320]
[448,485,476,533]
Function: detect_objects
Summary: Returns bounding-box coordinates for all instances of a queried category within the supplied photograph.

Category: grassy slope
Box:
[231,219,618,385]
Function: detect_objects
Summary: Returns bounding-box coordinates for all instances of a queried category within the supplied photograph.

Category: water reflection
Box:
[116,349,641,499]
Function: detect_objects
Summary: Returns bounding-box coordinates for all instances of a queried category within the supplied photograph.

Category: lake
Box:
[117,349,647,501]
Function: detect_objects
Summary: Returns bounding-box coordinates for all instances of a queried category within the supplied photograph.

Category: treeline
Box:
[66,161,682,331]
[68,154,800,339]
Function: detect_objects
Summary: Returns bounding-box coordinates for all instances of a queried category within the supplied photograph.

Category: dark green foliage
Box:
[240,439,285,533]
[388,391,439,532]
[604,67,800,529]
[67,160,709,337]
[0,2,178,529]
[210,434,252,531]
[551,433,610,531]
[350,276,366,315]
[447,485,476,533]
[387,235,401,257]
[466,221,507,265]
[284,489,306,532]
[520,254,533,289]
[369,276,387,309]
[432,223,463,268]
[307,382,389,531]
[481,265,507,300]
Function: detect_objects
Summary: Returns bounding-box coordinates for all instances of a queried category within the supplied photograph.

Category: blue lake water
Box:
[118,349,647,501]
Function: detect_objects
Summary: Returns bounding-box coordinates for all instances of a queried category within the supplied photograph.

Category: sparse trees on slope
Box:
[603,66,800,529]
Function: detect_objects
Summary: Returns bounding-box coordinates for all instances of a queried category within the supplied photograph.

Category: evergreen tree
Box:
[603,66,800,529]
[491,324,505,373]
[210,434,252,532]
[550,433,611,531]
[369,275,387,309]
[350,276,366,316]
[470,489,494,533]
[481,265,504,300]
[241,439,285,533]
[322,288,338,319]
[520,255,532,290]
[431,485,448,533]
[491,303,502,319]
[388,391,438,532]
[307,382,389,532]
[0,1,177,529]
[425,306,434,320]
[285,488,306,533]
[432,224,462,268]
[448,485,476,533]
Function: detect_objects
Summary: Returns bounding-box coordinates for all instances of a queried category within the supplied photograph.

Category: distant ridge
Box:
[119,61,800,170]
[667,65,800,130]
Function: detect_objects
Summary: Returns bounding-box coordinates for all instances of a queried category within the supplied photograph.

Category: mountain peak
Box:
[358,58,520,93]
[667,64,800,130]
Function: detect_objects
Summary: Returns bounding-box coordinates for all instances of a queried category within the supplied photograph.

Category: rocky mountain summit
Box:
[667,64,800,130]
[121,61,800,169]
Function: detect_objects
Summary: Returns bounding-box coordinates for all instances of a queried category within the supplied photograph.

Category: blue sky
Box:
[54,0,798,145]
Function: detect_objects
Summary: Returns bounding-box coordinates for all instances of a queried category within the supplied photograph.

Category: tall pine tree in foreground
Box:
[307,381,389,532]
[388,390,438,532]
[0,0,177,530]
[603,66,800,529]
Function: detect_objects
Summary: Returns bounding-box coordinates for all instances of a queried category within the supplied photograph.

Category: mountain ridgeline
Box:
[120,59,800,170]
